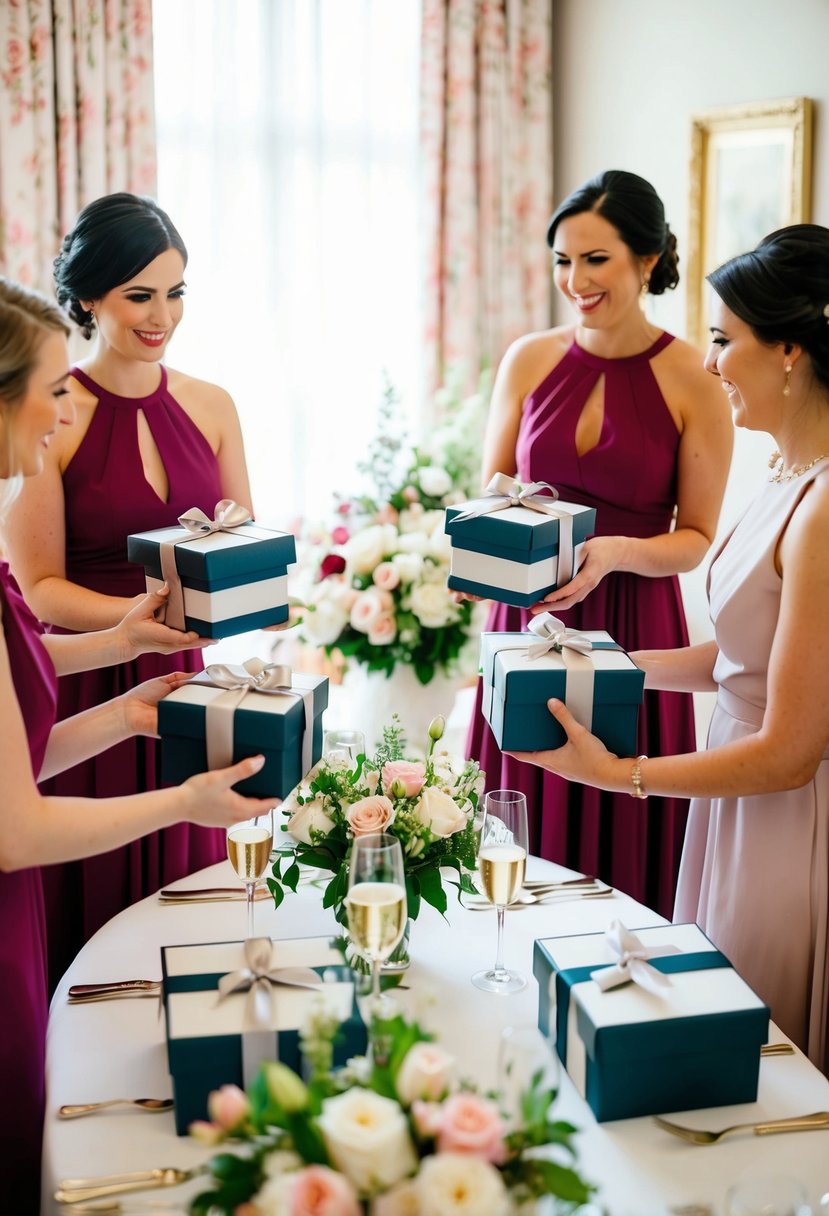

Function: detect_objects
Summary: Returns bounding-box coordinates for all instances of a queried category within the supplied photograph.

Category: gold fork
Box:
[653,1110,829,1145]
[55,1165,205,1204]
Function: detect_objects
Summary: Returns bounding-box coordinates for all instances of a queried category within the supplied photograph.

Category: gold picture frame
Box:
[686,97,813,346]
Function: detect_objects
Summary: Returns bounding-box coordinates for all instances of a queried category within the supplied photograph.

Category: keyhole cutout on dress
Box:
[574,375,605,458]
[136,408,170,503]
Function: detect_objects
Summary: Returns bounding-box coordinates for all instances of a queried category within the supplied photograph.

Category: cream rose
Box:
[395,1042,454,1104]
[409,583,453,629]
[302,598,349,646]
[287,794,335,845]
[418,466,452,497]
[345,795,396,836]
[372,1179,421,1216]
[367,613,397,646]
[344,525,397,575]
[391,552,423,584]
[415,1153,510,1216]
[396,531,430,556]
[318,1088,418,1195]
[413,786,467,837]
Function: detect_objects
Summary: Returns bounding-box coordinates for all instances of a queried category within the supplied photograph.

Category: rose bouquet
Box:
[188,1009,595,1215]
[293,372,490,685]
[268,717,482,924]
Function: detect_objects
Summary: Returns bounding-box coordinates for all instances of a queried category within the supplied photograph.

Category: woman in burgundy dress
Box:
[0,278,273,1213]
[8,193,255,983]
[465,171,733,916]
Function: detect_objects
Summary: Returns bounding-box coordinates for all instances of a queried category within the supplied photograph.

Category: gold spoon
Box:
[58,1098,174,1119]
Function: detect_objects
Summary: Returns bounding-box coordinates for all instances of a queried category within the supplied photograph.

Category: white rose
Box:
[372,1179,421,1216]
[318,1088,418,1195]
[418,466,453,497]
[409,583,453,629]
[398,504,425,532]
[413,785,467,838]
[415,1153,511,1216]
[255,1174,294,1216]
[286,794,335,845]
[391,552,424,583]
[262,1150,303,1179]
[302,598,349,646]
[396,531,430,556]
[425,530,453,562]
[395,1042,455,1104]
[344,525,396,575]
[420,509,447,536]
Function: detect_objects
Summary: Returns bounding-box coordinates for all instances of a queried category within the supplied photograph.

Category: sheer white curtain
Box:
[153,0,420,528]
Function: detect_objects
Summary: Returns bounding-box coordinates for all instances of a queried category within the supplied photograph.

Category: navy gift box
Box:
[127,521,296,638]
[481,629,644,755]
[445,496,595,607]
[158,670,327,799]
[162,937,366,1135]
[533,923,769,1122]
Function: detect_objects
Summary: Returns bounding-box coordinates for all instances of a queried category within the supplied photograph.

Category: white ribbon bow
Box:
[217,937,322,1087]
[591,921,681,996]
[527,612,594,659]
[199,658,315,778]
[159,499,253,632]
[450,472,562,522]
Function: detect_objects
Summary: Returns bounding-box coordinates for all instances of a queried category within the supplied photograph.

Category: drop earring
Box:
[783,364,793,397]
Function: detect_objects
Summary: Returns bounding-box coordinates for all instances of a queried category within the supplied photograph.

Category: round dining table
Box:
[43,856,829,1215]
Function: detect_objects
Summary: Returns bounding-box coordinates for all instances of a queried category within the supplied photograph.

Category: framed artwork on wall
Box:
[686,96,813,346]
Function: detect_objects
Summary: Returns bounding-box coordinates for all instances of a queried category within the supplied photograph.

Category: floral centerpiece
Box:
[269,717,482,925]
[188,1008,595,1215]
[293,371,490,686]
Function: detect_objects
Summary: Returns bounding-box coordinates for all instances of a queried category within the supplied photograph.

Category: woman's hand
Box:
[507,698,626,792]
[529,535,628,615]
[181,756,281,828]
[117,671,193,738]
[116,586,216,661]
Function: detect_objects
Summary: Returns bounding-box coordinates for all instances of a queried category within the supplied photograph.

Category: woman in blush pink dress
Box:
[0,278,274,1214]
[513,225,829,1073]
[8,194,254,985]
[466,171,732,916]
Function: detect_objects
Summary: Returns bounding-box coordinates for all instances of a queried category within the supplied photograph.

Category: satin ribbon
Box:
[158,499,253,632]
[590,921,681,995]
[217,938,322,1087]
[199,658,315,778]
[450,473,577,587]
[526,612,594,659]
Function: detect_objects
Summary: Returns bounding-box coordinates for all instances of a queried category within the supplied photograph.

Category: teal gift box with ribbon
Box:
[127,500,296,639]
[533,921,769,1122]
[158,662,327,798]
[162,937,367,1135]
[444,474,595,607]
[481,616,644,754]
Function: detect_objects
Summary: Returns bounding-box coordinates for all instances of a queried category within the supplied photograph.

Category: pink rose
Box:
[331,525,350,545]
[289,1165,361,1216]
[372,561,400,591]
[349,588,393,634]
[367,613,397,646]
[411,1099,444,1137]
[436,1093,507,1164]
[345,795,396,836]
[402,485,419,502]
[189,1119,223,1145]
[375,503,400,526]
[382,760,426,799]
[207,1084,250,1131]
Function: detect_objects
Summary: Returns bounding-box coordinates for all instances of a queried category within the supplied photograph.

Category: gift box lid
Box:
[445,499,595,555]
[158,671,328,749]
[534,923,769,1064]
[127,522,297,581]
[482,631,644,707]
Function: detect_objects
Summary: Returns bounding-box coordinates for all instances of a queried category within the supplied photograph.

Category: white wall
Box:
[552,0,829,739]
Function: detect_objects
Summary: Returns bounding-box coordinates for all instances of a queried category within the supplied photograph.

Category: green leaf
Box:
[301,848,341,872]
[417,866,447,914]
[282,861,301,891]
[266,878,285,911]
[523,1158,595,1203]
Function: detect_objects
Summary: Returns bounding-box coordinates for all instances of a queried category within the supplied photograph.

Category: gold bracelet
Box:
[630,755,648,799]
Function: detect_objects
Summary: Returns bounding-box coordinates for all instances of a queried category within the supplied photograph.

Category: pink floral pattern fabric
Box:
[0,0,156,292]
[420,0,553,399]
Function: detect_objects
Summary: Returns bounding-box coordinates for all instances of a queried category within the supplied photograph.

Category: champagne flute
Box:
[324,729,366,767]
[345,832,407,1030]
[472,790,528,993]
[227,809,274,936]
[724,1177,810,1216]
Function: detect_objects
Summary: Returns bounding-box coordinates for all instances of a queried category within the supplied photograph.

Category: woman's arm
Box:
[534,344,733,613]
[511,476,829,798]
[631,640,719,693]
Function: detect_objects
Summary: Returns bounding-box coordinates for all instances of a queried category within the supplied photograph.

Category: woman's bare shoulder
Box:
[502,325,574,392]
[166,368,236,420]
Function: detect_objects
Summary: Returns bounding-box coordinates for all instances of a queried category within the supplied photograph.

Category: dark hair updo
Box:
[53,193,188,339]
[707,224,829,394]
[546,169,679,295]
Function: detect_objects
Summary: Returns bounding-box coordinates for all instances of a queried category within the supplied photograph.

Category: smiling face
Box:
[552,211,655,330]
[2,330,74,478]
[705,295,790,434]
[84,247,186,363]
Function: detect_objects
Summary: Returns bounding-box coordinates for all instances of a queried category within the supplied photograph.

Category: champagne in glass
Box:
[227,809,274,936]
[472,790,528,994]
[345,833,406,1042]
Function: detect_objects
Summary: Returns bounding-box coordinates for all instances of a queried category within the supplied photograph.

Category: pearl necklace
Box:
[768,450,829,483]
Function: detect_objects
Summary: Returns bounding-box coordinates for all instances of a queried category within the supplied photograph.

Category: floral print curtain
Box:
[0,0,156,293]
[420,0,553,400]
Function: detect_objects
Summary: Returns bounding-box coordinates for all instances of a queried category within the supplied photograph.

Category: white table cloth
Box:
[43,858,829,1215]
